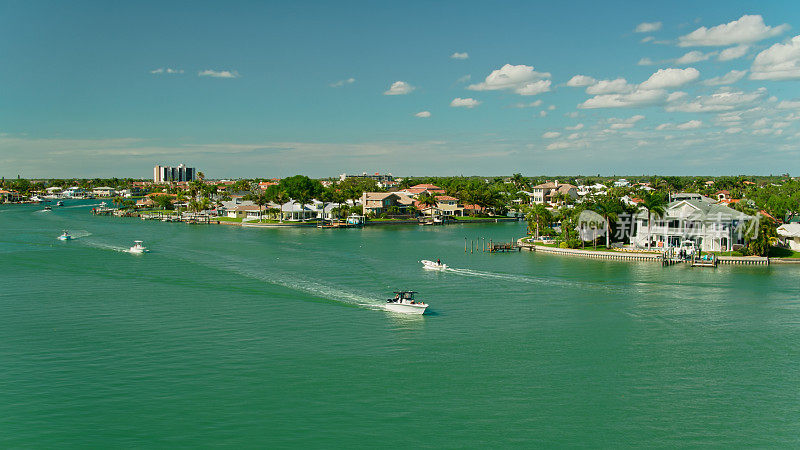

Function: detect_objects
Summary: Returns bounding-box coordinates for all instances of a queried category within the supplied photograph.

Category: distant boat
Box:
[57,230,73,241]
[421,259,447,271]
[56,201,64,206]
[42,206,52,212]
[129,240,148,254]
[386,291,428,315]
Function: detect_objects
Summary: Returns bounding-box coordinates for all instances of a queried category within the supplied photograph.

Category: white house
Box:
[92,187,117,197]
[777,223,800,251]
[633,195,754,252]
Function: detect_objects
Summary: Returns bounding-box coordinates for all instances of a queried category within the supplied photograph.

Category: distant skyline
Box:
[2,1,800,178]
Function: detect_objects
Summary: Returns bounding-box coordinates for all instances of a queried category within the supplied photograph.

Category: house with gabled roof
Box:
[632,195,755,251]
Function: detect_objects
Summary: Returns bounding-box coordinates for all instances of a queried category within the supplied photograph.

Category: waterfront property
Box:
[0,189,23,203]
[632,195,754,252]
[777,223,800,251]
[361,192,411,216]
[529,181,578,205]
[417,195,465,217]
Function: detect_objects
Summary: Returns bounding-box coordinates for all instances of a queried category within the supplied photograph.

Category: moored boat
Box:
[386,291,428,315]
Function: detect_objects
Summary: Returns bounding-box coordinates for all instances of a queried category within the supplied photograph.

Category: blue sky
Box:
[2,0,800,178]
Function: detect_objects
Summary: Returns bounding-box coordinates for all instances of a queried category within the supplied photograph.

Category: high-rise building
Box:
[153,164,197,183]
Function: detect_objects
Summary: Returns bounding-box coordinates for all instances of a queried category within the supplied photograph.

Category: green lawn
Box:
[769,246,800,258]
[215,216,242,222]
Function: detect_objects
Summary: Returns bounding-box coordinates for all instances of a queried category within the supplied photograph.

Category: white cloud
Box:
[725,127,743,134]
[384,81,415,95]
[330,77,356,87]
[565,123,584,130]
[750,35,800,80]
[778,100,800,109]
[703,70,747,86]
[568,133,581,140]
[586,78,633,95]
[450,97,481,108]
[547,105,556,110]
[515,79,552,96]
[656,123,672,130]
[676,120,703,129]
[565,111,579,118]
[675,50,714,65]
[667,91,688,102]
[546,141,573,150]
[198,69,240,78]
[666,87,767,112]
[641,36,655,43]
[639,67,700,90]
[608,115,645,129]
[468,64,551,95]
[566,75,596,87]
[150,68,183,74]
[415,111,431,118]
[451,52,469,60]
[637,57,656,66]
[718,45,749,61]
[456,74,471,84]
[635,22,662,33]
[579,89,667,109]
[542,131,561,139]
[512,100,543,108]
[539,110,548,117]
[678,15,789,47]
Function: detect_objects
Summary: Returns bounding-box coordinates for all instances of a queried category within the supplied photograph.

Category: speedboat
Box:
[421,259,447,271]
[386,291,428,315]
[42,206,52,211]
[129,240,148,254]
[56,201,64,206]
[58,230,73,241]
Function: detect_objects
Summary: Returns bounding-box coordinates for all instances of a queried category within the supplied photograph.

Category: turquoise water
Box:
[2,200,800,447]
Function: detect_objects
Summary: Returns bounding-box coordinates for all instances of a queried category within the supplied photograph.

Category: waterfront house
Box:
[415,195,465,217]
[777,224,800,251]
[228,204,268,219]
[361,192,409,216]
[45,186,63,197]
[632,195,754,251]
[399,184,446,197]
[530,181,578,206]
[0,190,23,203]
[62,187,87,198]
[92,187,117,197]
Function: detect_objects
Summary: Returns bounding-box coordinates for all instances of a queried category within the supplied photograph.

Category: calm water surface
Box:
[2,201,799,447]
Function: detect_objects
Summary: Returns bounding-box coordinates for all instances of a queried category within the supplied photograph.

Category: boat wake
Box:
[188,253,385,311]
[81,241,131,253]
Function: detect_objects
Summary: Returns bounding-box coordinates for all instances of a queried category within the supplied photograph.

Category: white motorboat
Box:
[129,240,148,254]
[385,291,428,315]
[56,201,64,206]
[42,206,52,212]
[57,230,73,241]
[421,259,447,271]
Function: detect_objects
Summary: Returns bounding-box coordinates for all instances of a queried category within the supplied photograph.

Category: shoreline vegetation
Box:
[3,173,800,261]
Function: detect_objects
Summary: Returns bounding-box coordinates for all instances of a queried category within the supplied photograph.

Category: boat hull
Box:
[421,260,447,271]
[385,303,427,315]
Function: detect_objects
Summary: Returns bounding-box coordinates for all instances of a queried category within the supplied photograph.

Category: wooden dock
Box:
[487,241,520,252]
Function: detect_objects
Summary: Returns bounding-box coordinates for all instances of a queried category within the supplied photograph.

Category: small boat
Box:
[57,230,73,241]
[421,259,447,271]
[56,201,64,206]
[129,240,148,254]
[42,206,52,211]
[386,291,428,315]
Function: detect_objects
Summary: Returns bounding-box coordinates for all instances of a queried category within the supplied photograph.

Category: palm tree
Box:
[254,193,268,221]
[416,193,438,216]
[592,196,623,248]
[640,192,668,250]
[524,203,552,238]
